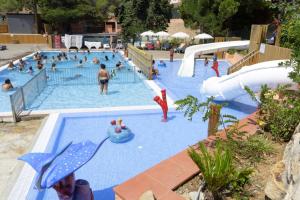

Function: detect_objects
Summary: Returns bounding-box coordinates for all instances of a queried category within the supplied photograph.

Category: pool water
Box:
[0,51,156,112]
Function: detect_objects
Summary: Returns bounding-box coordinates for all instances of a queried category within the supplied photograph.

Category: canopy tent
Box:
[194,33,213,39]
[155,31,170,37]
[194,33,214,44]
[140,30,155,37]
[171,32,190,39]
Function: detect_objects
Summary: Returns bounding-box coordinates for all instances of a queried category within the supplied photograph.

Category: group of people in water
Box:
[2,49,125,94]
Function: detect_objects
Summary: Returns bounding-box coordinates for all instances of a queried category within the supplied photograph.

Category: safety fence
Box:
[127,44,153,80]
[46,67,137,85]
[10,69,47,122]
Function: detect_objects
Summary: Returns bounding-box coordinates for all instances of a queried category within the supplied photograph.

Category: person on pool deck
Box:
[2,79,13,91]
[204,57,209,66]
[97,64,110,95]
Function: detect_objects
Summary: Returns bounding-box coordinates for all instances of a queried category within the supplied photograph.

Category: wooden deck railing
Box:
[227,50,260,74]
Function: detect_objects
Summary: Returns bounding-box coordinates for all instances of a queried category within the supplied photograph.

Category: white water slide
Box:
[200,60,294,101]
[178,41,250,77]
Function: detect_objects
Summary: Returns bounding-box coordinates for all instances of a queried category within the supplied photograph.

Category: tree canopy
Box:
[180,0,273,37]
[117,0,172,41]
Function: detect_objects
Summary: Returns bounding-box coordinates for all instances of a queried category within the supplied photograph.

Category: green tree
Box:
[95,0,120,20]
[37,0,97,32]
[180,0,272,37]
[117,0,172,41]
[180,0,239,36]
[0,0,21,12]
[146,0,172,32]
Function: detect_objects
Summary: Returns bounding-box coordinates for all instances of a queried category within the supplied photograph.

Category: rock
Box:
[265,123,300,200]
[139,190,156,200]
[189,191,198,200]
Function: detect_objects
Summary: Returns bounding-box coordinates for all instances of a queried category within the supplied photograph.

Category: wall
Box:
[0,34,50,44]
[259,44,291,62]
[7,14,37,34]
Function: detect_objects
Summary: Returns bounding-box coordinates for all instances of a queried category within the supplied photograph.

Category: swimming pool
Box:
[23,107,254,199]
[0,51,156,112]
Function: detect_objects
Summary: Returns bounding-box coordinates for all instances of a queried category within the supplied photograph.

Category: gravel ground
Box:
[0,118,44,199]
[0,44,50,66]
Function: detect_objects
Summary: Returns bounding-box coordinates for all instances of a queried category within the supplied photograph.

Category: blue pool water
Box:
[0,51,156,112]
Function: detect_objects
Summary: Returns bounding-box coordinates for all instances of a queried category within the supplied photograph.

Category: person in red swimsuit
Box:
[212,60,220,77]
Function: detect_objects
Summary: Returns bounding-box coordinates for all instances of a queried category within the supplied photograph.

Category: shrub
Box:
[189,142,253,198]
[246,85,300,142]
[227,48,236,55]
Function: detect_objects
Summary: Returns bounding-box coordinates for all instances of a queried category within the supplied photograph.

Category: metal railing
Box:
[9,69,47,122]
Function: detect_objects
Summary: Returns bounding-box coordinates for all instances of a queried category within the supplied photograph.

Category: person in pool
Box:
[97,64,110,95]
[63,74,82,81]
[105,55,109,61]
[204,57,209,66]
[2,79,13,91]
[93,57,100,64]
[51,63,56,72]
[7,61,15,70]
[77,60,83,67]
[27,66,34,75]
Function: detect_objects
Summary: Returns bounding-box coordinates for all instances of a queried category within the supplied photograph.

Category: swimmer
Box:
[7,61,15,70]
[37,61,43,70]
[92,57,100,64]
[77,60,83,67]
[84,56,87,62]
[105,55,109,61]
[63,74,82,81]
[116,61,123,70]
[51,63,56,72]
[204,57,209,66]
[2,79,13,91]
[27,66,34,75]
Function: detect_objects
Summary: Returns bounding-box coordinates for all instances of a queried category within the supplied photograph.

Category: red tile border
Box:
[114,112,259,200]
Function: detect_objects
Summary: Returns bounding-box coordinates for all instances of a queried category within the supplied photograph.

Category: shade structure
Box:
[140,30,155,37]
[171,32,190,39]
[155,31,170,37]
[194,33,213,39]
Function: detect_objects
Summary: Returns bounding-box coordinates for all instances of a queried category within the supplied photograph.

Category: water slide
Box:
[200,60,294,101]
[178,41,250,77]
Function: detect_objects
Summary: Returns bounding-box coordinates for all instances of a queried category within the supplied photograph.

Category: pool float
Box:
[157,62,166,67]
[107,118,134,143]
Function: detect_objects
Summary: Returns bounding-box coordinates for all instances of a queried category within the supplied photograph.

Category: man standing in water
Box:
[97,64,110,94]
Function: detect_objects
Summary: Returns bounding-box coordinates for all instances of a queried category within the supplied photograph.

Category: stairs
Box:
[227,50,260,74]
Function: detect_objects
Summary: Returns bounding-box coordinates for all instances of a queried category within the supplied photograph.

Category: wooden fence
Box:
[259,44,291,62]
[127,44,153,80]
[214,37,242,43]
[0,34,50,44]
[0,24,8,33]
